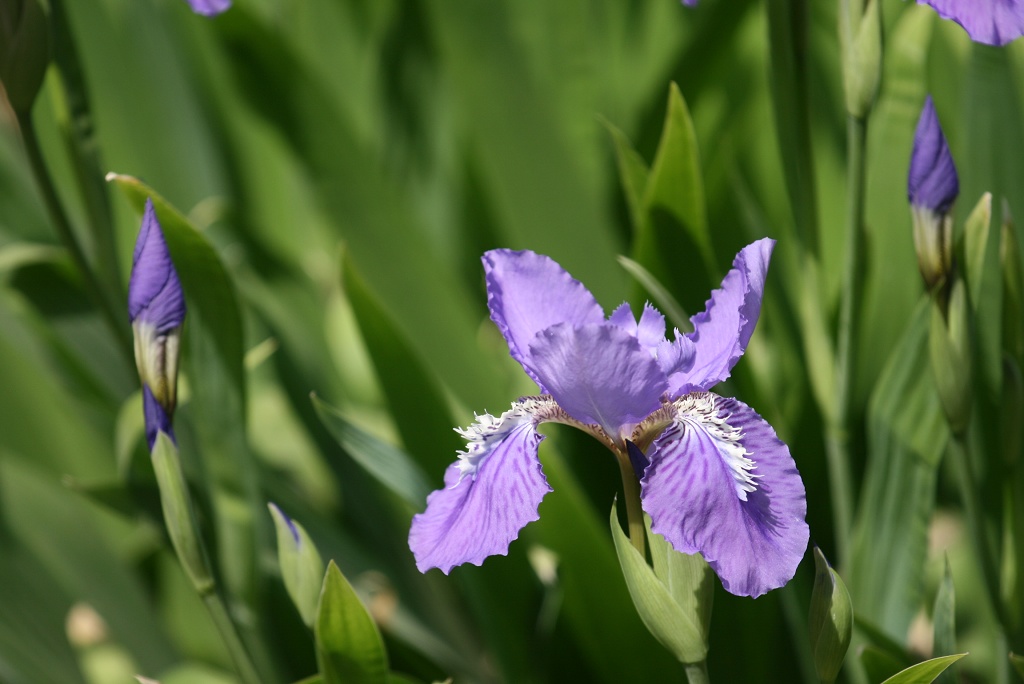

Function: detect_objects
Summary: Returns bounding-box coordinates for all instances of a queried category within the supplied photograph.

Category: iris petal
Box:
[409,418,551,573]
[528,323,666,439]
[673,239,773,396]
[918,0,1024,46]
[186,0,231,16]
[483,249,604,392]
[641,393,808,597]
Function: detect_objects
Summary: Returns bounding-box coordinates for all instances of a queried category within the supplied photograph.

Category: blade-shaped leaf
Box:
[880,654,967,684]
[315,561,389,684]
[311,394,431,508]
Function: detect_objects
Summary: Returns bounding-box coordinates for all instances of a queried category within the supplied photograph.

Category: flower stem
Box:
[684,660,710,684]
[201,590,264,684]
[616,450,646,558]
[828,113,867,567]
[15,109,132,361]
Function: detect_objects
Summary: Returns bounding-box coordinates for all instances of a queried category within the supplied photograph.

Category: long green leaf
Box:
[311,394,431,508]
[849,298,949,638]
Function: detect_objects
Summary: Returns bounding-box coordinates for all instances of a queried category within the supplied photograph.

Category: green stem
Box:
[684,661,710,684]
[201,590,264,684]
[950,433,1016,634]
[616,450,646,558]
[827,113,867,568]
[15,110,132,360]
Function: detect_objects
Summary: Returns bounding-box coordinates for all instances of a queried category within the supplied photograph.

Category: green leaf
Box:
[315,561,389,684]
[269,504,325,628]
[642,83,709,259]
[764,0,819,253]
[616,256,692,333]
[808,547,853,683]
[931,556,956,684]
[152,433,214,594]
[964,192,993,311]
[341,252,461,476]
[644,516,712,647]
[849,298,949,638]
[608,500,706,664]
[1009,652,1024,679]
[602,118,650,235]
[879,654,967,684]
[860,646,906,684]
[311,394,431,508]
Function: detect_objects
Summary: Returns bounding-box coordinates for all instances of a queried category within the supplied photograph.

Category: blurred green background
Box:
[2,0,1023,681]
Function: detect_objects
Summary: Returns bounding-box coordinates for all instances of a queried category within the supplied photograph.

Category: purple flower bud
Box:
[129,200,185,333]
[909,97,958,289]
[143,384,176,451]
[909,96,959,215]
[129,200,185,445]
[185,0,230,16]
[918,0,1024,47]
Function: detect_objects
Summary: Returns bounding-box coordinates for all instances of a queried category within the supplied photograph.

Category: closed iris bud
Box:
[908,96,959,293]
[128,199,186,450]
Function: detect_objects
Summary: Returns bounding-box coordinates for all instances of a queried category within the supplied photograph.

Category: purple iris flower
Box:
[185,0,230,16]
[129,199,186,449]
[918,0,1024,46]
[409,239,809,598]
[909,96,958,289]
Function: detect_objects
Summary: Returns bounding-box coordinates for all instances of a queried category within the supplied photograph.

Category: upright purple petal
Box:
[143,383,176,451]
[641,393,808,597]
[483,250,604,392]
[908,96,959,214]
[409,413,551,573]
[185,0,231,16]
[528,323,666,439]
[673,239,773,396]
[129,200,186,333]
[918,0,1024,46]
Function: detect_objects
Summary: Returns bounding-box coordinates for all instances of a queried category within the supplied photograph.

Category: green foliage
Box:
[3,0,1024,681]
[879,654,967,684]
[609,500,707,664]
[315,561,389,684]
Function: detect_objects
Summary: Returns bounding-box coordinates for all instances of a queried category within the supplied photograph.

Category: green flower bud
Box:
[269,503,324,627]
[929,278,972,437]
[0,0,49,114]
[840,0,881,119]
[809,547,853,684]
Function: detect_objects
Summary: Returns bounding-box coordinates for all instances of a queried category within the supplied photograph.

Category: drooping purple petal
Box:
[528,322,666,439]
[918,0,1024,46]
[143,383,176,451]
[642,393,808,597]
[908,96,959,214]
[409,415,551,573]
[185,0,231,16]
[129,200,186,333]
[672,239,773,397]
[483,250,605,392]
